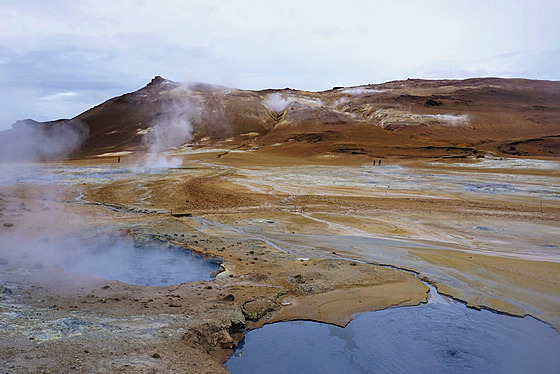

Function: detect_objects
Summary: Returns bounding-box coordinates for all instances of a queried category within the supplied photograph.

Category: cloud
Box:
[40,92,78,101]
[415,48,560,81]
[0,0,558,130]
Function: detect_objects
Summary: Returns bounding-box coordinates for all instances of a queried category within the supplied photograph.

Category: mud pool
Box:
[3,235,221,286]
[53,241,220,286]
[227,299,560,374]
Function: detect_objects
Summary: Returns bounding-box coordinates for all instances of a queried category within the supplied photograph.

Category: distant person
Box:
[373,160,376,166]
[378,159,381,166]
[118,157,121,163]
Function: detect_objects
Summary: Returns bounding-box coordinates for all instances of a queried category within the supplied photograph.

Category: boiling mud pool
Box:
[226,302,560,374]
[53,240,220,286]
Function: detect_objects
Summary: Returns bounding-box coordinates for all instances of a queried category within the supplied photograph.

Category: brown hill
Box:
[1,76,559,160]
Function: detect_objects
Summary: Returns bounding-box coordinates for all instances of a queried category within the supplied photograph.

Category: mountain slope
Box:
[2,76,559,160]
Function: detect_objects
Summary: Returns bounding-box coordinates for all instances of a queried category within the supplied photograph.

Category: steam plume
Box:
[0,119,89,162]
[264,93,292,112]
[142,96,195,168]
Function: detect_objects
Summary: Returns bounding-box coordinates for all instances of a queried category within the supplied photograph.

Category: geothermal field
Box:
[1,78,560,373]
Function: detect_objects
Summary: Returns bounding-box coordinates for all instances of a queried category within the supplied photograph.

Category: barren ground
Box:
[1,148,559,373]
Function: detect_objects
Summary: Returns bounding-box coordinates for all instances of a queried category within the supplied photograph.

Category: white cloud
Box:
[40,92,78,101]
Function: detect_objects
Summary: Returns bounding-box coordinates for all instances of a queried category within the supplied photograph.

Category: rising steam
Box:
[142,97,196,168]
[264,93,293,112]
[0,119,89,162]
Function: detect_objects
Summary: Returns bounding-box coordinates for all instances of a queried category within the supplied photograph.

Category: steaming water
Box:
[227,300,560,374]
[44,238,220,286]
[0,165,133,186]
[64,245,218,286]
[0,164,196,188]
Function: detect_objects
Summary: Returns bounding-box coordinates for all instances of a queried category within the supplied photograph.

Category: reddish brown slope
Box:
[1,77,559,160]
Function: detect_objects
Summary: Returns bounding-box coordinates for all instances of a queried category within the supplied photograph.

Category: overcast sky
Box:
[1,0,559,130]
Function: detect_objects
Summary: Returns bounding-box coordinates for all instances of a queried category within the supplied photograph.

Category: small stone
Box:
[152,353,161,359]
[1,285,13,294]
[3,223,13,227]
[223,294,235,301]
[102,285,111,290]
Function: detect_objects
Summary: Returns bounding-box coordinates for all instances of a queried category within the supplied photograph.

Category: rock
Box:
[242,299,276,321]
[223,294,235,302]
[0,285,13,295]
[289,274,305,284]
[49,317,91,334]
[229,318,246,334]
[152,353,161,359]
[211,330,236,349]
[425,98,443,107]
[171,212,192,217]
[3,223,14,227]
